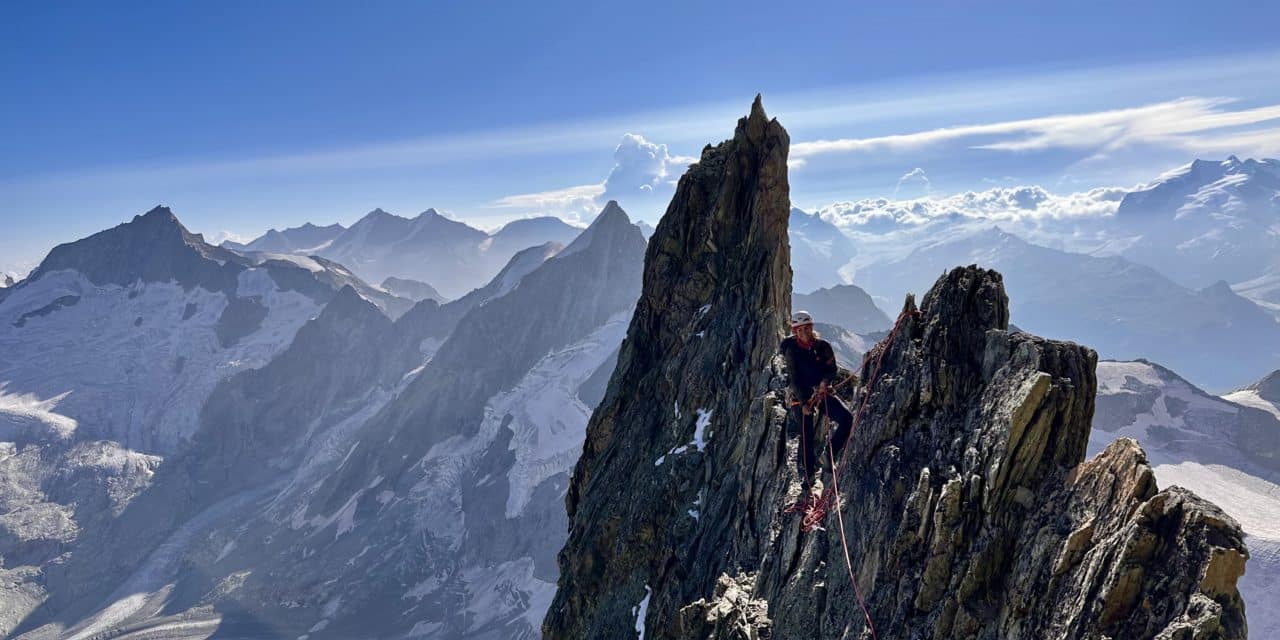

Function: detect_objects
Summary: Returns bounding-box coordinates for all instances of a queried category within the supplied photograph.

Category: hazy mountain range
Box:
[224,209,581,300]
[0,147,1275,638]
[0,201,644,638]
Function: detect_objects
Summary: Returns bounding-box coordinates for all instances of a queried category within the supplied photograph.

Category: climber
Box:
[780,310,855,502]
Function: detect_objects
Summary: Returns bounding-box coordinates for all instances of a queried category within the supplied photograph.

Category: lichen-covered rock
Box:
[677,574,772,640]
[544,98,1249,640]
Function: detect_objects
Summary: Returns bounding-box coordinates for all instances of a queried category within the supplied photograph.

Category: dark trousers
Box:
[790,394,854,485]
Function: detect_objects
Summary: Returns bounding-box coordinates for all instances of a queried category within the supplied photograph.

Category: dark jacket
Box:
[780,335,838,403]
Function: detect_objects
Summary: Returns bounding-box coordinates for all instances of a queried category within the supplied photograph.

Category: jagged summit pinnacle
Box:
[546,96,793,639]
[545,100,1248,640]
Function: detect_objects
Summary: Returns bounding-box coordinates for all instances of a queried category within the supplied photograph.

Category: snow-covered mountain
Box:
[8,203,647,639]
[1090,360,1280,638]
[807,157,1280,322]
[1233,261,1280,319]
[1115,157,1280,290]
[228,209,581,300]
[1223,369,1280,421]
[789,207,857,294]
[855,226,1280,391]
[0,206,420,637]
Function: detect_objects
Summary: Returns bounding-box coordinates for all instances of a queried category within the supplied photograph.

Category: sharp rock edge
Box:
[544,97,1249,640]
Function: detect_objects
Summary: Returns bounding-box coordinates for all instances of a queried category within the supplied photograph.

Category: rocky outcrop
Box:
[545,99,1249,639]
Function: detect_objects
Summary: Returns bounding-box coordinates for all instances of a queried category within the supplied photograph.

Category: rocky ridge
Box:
[545,98,1248,639]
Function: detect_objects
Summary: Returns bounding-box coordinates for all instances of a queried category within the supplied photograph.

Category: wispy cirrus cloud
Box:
[490,133,694,221]
[791,97,1280,162]
[490,183,605,213]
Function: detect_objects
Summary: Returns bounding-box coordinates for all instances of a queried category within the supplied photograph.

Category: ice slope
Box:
[0,269,318,452]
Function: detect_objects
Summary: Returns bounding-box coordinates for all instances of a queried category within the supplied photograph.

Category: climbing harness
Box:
[786,308,919,640]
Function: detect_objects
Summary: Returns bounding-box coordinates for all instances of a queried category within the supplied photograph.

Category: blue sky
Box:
[3,1,1279,273]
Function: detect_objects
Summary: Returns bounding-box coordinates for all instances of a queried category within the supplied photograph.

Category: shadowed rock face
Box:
[30,206,245,293]
[544,100,1248,640]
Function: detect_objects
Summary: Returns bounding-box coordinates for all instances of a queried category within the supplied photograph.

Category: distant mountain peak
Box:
[594,200,630,226]
[136,204,178,221]
[358,208,401,224]
[558,202,638,259]
[1200,280,1236,296]
[28,205,246,292]
[320,284,382,321]
[1247,370,1280,402]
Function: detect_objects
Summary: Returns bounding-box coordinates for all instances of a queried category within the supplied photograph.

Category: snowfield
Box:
[0,269,318,452]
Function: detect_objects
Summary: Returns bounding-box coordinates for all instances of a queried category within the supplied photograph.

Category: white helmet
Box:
[790,310,814,328]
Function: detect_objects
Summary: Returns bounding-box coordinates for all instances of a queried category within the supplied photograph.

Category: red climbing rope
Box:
[802,307,917,530]
[829,442,878,640]
[789,308,919,639]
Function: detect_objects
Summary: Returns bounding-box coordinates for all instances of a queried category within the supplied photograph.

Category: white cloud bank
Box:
[813,184,1132,273]
[819,185,1127,233]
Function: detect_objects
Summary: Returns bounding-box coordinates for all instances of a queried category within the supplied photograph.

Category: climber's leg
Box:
[790,406,817,488]
[824,395,855,460]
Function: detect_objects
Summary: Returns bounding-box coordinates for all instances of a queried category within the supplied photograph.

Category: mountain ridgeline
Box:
[225,208,582,299]
[544,99,1248,639]
[0,193,650,638]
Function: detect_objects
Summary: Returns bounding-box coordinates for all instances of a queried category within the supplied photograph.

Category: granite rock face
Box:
[544,99,1249,640]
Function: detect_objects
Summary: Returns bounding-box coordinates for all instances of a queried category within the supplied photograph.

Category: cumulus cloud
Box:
[0,259,38,281]
[819,185,1127,233]
[601,134,687,207]
[894,168,932,197]
[205,230,252,246]
[791,97,1280,162]
[814,184,1132,269]
[491,133,692,222]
